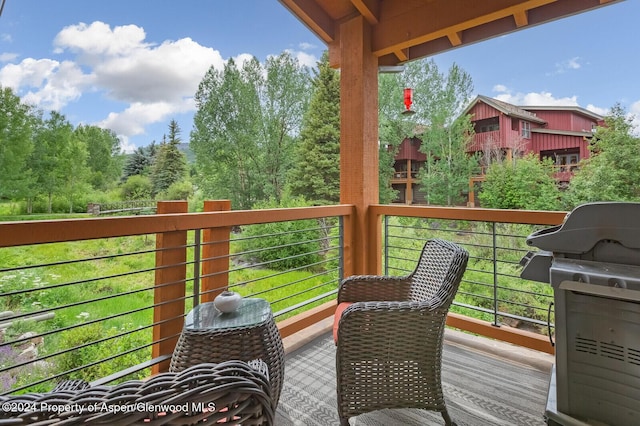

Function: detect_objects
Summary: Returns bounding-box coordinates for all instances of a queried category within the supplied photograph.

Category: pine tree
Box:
[151,121,187,195]
[287,51,340,205]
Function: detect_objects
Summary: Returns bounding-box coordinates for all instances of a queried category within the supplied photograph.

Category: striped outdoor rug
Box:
[276,332,551,426]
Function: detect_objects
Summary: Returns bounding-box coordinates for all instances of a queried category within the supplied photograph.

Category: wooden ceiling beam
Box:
[447,31,463,47]
[513,9,529,26]
[278,0,336,42]
[371,0,557,58]
[350,0,379,25]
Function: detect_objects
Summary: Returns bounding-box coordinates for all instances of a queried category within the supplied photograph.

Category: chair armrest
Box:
[337,301,449,343]
[338,275,412,303]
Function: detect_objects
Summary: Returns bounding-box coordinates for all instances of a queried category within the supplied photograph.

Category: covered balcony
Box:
[0,1,625,424]
[1,203,565,424]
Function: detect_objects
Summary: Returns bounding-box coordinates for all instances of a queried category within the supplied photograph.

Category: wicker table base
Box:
[170,298,285,408]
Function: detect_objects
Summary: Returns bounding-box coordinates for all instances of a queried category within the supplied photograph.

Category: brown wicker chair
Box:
[335,238,469,426]
[0,360,274,425]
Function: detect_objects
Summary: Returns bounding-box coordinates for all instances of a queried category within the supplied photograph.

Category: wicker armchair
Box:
[0,361,274,425]
[335,238,469,426]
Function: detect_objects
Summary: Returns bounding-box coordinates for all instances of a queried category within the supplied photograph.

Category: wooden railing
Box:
[0,202,566,394]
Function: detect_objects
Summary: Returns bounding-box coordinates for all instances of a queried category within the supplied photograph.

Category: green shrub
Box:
[239,197,322,271]
[56,323,150,383]
[158,180,194,201]
[120,175,153,200]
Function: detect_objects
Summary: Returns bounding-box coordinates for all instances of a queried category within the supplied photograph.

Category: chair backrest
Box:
[409,238,469,308]
[0,361,274,425]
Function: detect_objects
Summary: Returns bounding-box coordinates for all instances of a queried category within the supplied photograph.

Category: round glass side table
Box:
[169,298,285,408]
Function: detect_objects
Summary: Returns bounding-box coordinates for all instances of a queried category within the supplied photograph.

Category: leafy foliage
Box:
[56,323,150,382]
[411,61,478,206]
[191,53,311,209]
[238,197,321,271]
[563,104,640,208]
[0,86,35,201]
[74,125,123,190]
[478,154,561,210]
[121,175,153,200]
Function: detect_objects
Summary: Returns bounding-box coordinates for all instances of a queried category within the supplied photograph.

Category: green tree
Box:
[563,104,640,208]
[123,143,156,180]
[377,72,413,204]
[59,129,91,213]
[407,60,478,206]
[288,51,340,205]
[191,53,310,209]
[478,154,561,210]
[152,121,187,195]
[0,86,35,202]
[30,111,75,213]
[75,125,123,190]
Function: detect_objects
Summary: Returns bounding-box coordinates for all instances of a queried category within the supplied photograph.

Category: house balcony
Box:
[0,203,566,424]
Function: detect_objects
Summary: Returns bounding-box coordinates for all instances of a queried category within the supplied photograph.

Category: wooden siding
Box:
[394,137,426,161]
[469,102,500,120]
[527,109,596,132]
[532,134,589,159]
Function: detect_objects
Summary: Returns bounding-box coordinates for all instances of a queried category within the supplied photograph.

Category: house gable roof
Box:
[464,95,547,124]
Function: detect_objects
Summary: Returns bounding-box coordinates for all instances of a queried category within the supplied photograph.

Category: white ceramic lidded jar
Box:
[213,290,243,313]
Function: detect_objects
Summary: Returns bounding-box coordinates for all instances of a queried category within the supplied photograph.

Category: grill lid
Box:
[521,202,640,283]
[526,202,640,263]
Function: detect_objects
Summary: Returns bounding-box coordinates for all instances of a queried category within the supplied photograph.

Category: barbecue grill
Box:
[520,202,640,426]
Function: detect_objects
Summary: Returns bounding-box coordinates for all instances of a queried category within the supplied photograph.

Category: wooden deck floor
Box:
[276,326,554,425]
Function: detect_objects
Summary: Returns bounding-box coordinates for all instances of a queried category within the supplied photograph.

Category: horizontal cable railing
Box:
[376,205,566,338]
[0,203,349,395]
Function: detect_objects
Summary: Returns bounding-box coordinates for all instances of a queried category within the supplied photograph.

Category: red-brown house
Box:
[391,95,604,204]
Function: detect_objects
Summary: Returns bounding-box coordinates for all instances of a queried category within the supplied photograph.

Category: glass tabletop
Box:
[185,298,272,331]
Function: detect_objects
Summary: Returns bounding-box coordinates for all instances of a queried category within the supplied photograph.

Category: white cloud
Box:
[298,42,316,50]
[118,135,136,154]
[585,104,608,116]
[0,52,18,62]
[98,98,194,140]
[0,21,226,146]
[550,56,582,75]
[629,100,640,136]
[283,49,317,68]
[0,19,318,148]
[492,86,579,106]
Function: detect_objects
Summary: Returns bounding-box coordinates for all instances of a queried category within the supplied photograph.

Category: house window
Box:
[521,121,531,138]
[557,153,579,171]
[473,117,499,133]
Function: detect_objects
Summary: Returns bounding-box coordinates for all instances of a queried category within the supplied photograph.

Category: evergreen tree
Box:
[123,142,157,180]
[151,121,187,196]
[287,51,340,205]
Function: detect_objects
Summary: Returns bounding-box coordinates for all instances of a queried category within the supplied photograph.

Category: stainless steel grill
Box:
[521,202,640,426]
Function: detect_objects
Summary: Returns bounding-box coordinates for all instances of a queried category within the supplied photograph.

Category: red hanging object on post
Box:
[403,88,415,115]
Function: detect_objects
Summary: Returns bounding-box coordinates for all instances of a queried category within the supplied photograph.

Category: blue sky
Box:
[0,1,637,153]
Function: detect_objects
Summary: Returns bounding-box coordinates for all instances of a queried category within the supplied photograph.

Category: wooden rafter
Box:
[279,0,622,66]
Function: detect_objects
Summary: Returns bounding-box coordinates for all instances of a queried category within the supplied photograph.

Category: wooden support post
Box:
[152,201,188,374]
[339,15,381,276]
[201,200,232,303]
